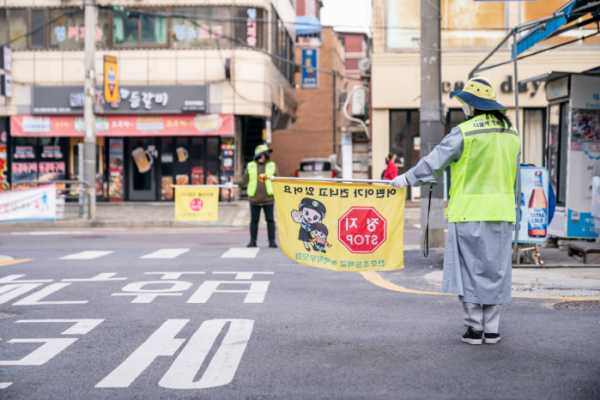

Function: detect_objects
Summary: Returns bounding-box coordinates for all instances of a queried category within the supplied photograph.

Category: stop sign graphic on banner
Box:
[338,207,387,253]
[189,198,204,212]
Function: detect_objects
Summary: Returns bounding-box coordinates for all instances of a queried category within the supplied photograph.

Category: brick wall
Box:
[270,27,346,177]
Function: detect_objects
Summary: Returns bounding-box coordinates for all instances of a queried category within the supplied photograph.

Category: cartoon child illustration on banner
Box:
[310,223,332,253]
[291,198,328,251]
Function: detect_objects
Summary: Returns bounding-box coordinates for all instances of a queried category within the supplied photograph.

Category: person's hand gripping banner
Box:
[265,174,406,271]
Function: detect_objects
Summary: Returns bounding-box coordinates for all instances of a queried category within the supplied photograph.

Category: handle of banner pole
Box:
[421,181,437,258]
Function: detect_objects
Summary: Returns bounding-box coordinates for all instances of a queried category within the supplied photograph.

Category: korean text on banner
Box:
[273,180,406,271]
[0,185,56,222]
[175,186,219,222]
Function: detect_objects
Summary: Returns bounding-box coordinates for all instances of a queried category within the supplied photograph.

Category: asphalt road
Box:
[0,228,598,400]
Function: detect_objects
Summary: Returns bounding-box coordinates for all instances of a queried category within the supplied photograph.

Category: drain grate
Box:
[554,301,600,311]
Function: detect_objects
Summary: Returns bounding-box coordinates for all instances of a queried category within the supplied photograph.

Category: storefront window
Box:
[141,11,167,44]
[170,7,232,48]
[49,9,84,50]
[49,8,110,50]
[113,9,140,45]
[10,137,68,187]
[8,9,28,50]
[547,104,561,205]
[523,109,545,167]
[234,7,267,49]
[31,9,46,48]
[174,137,190,185]
[206,137,220,185]
[190,138,205,185]
[0,10,7,46]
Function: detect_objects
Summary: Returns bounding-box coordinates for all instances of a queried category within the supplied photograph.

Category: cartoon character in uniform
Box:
[310,222,332,253]
[291,198,326,251]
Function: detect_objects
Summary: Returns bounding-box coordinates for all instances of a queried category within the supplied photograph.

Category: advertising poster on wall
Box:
[0,121,8,190]
[513,166,550,244]
[302,48,318,89]
[108,138,124,201]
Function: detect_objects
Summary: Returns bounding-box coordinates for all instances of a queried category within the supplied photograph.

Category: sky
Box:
[320,0,373,35]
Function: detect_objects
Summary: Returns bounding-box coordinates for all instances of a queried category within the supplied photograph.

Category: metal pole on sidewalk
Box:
[420,0,445,248]
[512,30,522,263]
[84,0,97,220]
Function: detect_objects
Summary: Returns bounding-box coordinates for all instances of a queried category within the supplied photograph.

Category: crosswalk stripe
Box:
[221,248,260,259]
[141,248,190,259]
[60,251,114,260]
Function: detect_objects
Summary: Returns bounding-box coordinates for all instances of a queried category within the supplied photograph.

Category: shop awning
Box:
[296,16,322,37]
[470,0,600,77]
[10,114,234,137]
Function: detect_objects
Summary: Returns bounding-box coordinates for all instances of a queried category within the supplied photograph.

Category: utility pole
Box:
[419,0,445,248]
[84,0,97,219]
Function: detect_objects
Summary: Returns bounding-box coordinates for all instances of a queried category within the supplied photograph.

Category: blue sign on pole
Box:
[302,48,318,89]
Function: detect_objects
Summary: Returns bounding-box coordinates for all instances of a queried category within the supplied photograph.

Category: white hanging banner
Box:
[0,185,56,222]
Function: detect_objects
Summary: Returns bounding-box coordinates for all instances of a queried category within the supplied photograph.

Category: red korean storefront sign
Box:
[10,114,234,137]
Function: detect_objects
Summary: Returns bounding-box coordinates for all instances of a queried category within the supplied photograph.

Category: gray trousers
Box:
[463,302,501,333]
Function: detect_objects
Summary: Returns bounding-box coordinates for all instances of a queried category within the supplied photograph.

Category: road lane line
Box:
[60,251,114,260]
[159,319,254,389]
[0,383,12,389]
[141,248,190,259]
[221,248,260,258]
[0,259,32,267]
[95,319,189,388]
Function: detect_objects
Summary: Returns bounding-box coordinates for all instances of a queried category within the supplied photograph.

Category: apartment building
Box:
[371,0,600,186]
[0,0,296,202]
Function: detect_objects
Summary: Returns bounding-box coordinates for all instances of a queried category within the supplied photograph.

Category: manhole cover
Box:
[554,301,600,311]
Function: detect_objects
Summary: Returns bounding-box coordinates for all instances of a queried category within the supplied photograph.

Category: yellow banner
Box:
[175,186,219,221]
[273,180,406,271]
[104,55,119,103]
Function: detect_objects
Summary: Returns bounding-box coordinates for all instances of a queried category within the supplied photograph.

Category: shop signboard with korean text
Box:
[11,114,234,137]
[301,49,318,89]
[273,180,406,271]
[31,85,208,115]
[513,166,549,244]
[0,47,12,71]
[104,56,119,103]
[175,186,219,221]
[0,185,56,222]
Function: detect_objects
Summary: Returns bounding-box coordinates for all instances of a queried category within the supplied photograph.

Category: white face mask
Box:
[462,103,474,118]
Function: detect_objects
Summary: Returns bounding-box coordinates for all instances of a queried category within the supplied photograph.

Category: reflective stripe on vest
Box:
[447,115,520,223]
[247,161,275,197]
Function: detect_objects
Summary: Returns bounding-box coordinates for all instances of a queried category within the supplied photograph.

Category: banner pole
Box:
[259,174,437,187]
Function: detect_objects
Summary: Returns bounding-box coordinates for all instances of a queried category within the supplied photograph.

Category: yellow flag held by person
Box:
[175,186,219,221]
[272,179,406,271]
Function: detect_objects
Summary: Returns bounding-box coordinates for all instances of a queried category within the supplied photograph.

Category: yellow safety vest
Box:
[247,161,276,197]
[447,115,520,223]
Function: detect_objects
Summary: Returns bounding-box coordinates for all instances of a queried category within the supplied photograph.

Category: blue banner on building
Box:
[302,48,318,89]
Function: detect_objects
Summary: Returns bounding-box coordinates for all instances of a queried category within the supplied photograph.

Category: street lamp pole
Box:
[84,0,97,219]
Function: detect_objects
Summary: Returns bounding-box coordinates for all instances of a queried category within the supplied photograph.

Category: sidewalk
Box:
[0,200,426,230]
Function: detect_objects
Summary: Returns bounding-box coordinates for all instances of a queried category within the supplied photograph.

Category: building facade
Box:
[270,1,347,177]
[371,0,600,190]
[0,0,296,201]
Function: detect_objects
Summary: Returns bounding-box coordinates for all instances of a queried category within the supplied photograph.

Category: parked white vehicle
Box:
[295,158,338,179]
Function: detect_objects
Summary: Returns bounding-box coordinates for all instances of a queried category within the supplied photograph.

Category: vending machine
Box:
[544,72,600,239]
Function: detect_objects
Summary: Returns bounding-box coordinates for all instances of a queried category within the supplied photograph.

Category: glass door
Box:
[128,137,158,201]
